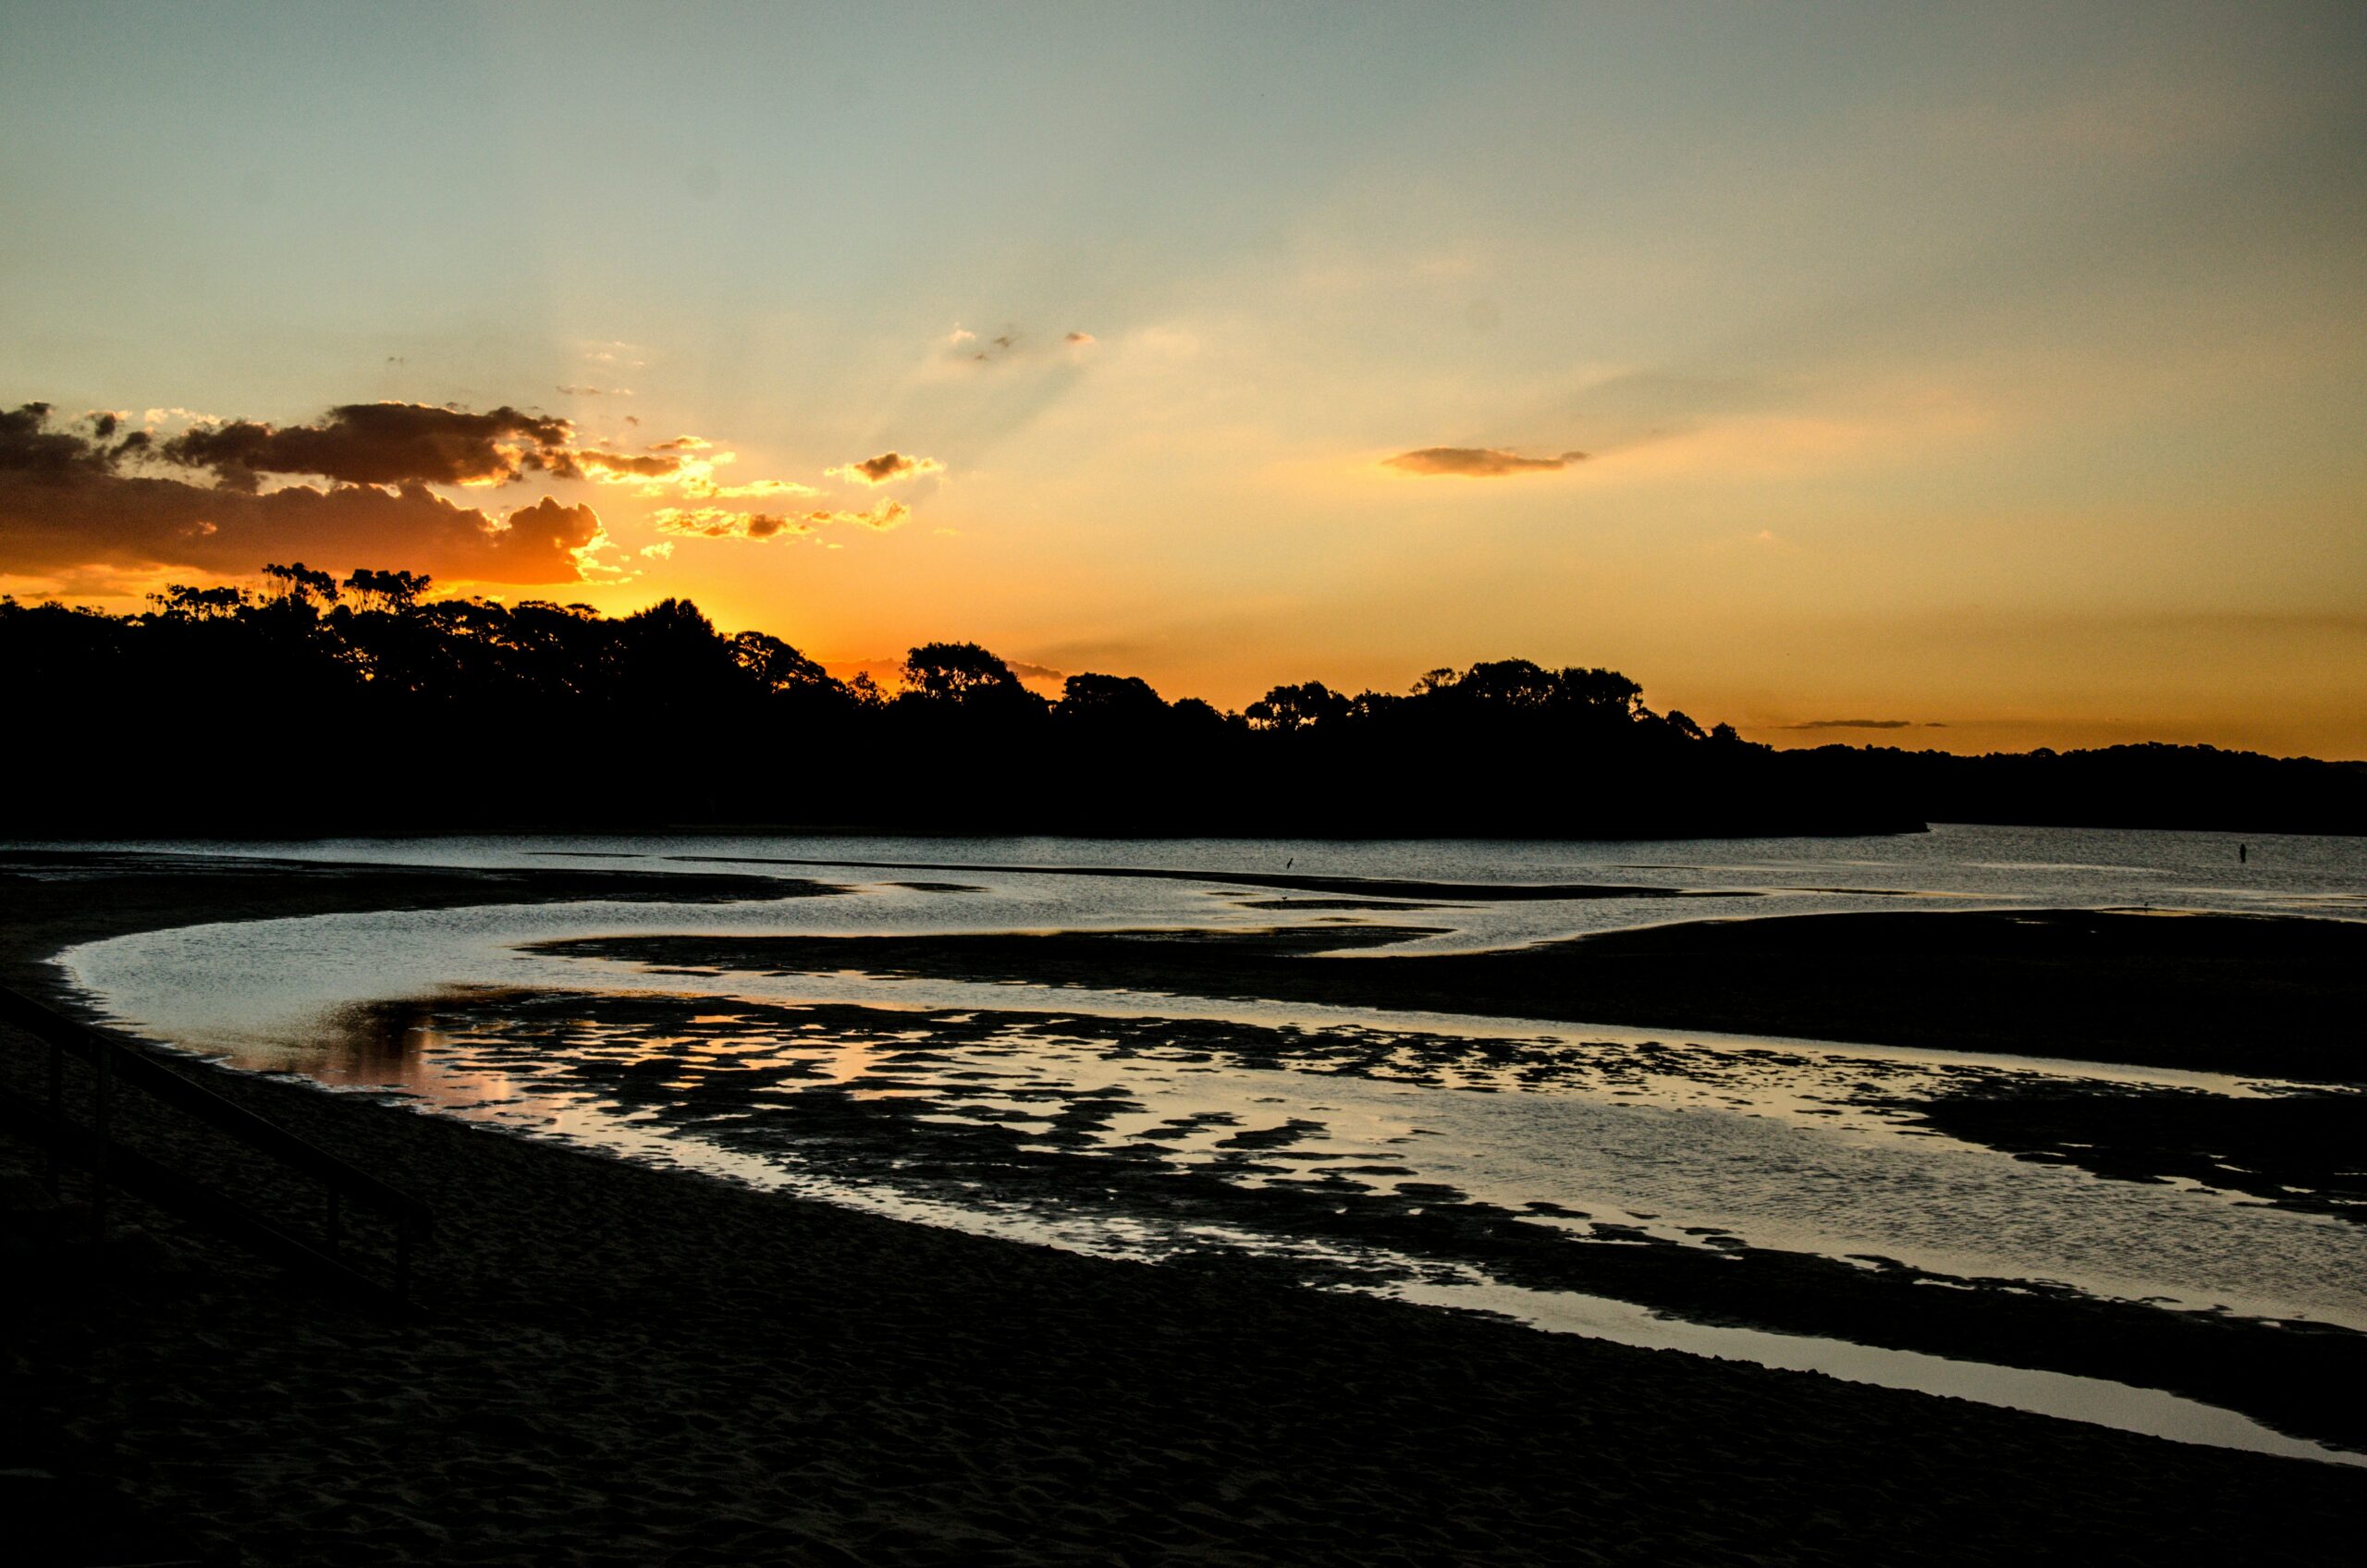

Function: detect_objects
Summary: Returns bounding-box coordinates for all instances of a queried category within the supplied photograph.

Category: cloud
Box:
[1382,447,1589,478]
[158,401,584,491]
[0,401,607,582]
[556,385,632,398]
[949,326,1020,363]
[141,407,221,430]
[1774,718,1922,730]
[665,472,818,501]
[816,499,910,532]
[567,449,683,483]
[650,435,711,451]
[1064,331,1096,346]
[653,508,816,541]
[825,451,944,486]
[652,497,909,542]
[639,541,675,559]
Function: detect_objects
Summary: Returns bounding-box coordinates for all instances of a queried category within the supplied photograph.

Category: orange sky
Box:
[4,6,2362,756]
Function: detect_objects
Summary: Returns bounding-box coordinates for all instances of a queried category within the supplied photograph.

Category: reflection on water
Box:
[40,824,2367,1466]
[232,984,2363,1327]
[211,985,2364,1467]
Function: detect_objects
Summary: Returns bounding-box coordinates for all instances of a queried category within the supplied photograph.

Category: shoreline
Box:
[6,853,2365,1563]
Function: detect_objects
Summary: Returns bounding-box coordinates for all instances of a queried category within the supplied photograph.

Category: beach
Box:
[6,855,2364,1565]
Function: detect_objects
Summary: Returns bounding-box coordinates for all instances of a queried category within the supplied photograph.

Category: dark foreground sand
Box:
[4,856,2363,1565]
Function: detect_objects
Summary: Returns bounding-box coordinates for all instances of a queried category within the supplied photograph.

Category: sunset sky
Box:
[4,2,2362,754]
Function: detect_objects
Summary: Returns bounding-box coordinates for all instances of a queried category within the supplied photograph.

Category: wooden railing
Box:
[0,986,432,1305]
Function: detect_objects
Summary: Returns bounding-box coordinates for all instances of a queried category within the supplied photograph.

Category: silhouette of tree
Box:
[146,583,250,619]
[1552,666,1646,718]
[901,643,1036,707]
[261,561,341,608]
[1246,680,1352,732]
[1056,672,1168,723]
[733,631,832,696]
[5,567,2354,837]
[1450,659,1561,709]
[342,568,430,615]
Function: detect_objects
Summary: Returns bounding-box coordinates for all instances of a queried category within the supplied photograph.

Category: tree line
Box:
[3,566,2357,837]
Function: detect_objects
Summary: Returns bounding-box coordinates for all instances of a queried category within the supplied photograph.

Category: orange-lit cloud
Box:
[826,450,944,486]
[664,471,819,501]
[1382,447,1589,478]
[566,449,683,482]
[653,497,909,542]
[654,508,815,541]
[815,499,910,531]
[0,404,606,581]
[650,435,711,451]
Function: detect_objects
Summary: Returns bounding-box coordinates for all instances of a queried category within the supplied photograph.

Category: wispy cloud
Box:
[652,508,814,541]
[1773,718,1949,730]
[652,497,909,542]
[1382,447,1588,478]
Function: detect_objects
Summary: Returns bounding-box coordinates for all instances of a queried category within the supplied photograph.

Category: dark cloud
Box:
[827,450,943,486]
[0,402,603,582]
[1383,447,1589,478]
[160,401,577,491]
[649,435,711,452]
[0,403,120,478]
[1776,718,1919,730]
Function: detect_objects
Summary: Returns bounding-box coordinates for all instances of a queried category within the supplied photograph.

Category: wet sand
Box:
[560,908,2367,1082]
[660,851,1702,902]
[5,856,2364,1564]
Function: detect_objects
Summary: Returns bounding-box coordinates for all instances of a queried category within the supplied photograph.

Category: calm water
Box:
[34,825,2367,1465]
